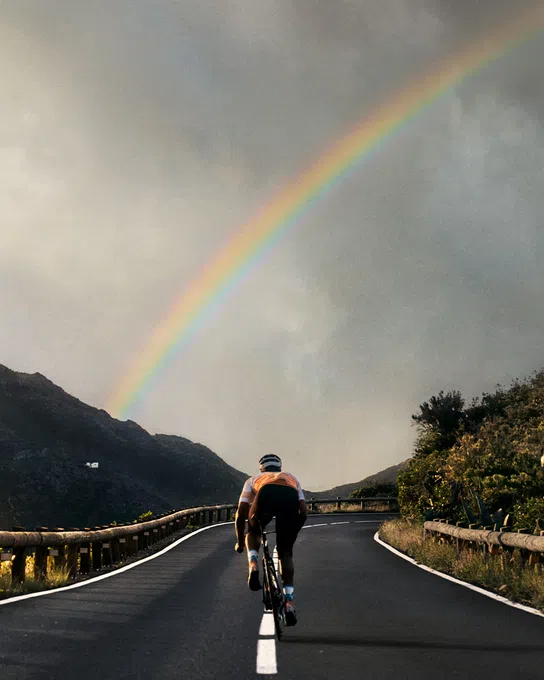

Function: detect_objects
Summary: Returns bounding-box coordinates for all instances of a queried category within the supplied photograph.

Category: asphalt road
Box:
[1,514,543,679]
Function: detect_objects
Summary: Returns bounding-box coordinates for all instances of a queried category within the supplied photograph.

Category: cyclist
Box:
[234,454,307,626]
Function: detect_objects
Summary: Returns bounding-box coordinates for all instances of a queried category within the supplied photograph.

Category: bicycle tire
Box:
[265,554,284,640]
[262,557,273,611]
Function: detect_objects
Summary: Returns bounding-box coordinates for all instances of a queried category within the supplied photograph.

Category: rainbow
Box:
[107,5,544,419]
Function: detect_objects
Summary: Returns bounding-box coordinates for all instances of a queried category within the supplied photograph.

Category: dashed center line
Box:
[257,543,279,675]
[256,638,277,675]
[330,521,350,525]
[259,612,275,636]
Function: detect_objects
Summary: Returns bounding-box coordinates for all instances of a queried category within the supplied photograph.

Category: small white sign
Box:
[85,462,99,468]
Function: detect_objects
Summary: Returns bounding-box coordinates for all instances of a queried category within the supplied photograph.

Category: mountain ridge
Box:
[0,364,247,529]
[308,461,407,498]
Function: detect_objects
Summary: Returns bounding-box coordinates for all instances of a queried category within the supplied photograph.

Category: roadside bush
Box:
[512,497,544,532]
[400,371,544,526]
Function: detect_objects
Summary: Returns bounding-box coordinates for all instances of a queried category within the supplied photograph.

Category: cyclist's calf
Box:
[276,546,294,587]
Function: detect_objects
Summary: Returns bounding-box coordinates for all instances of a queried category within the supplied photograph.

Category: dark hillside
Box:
[0,364,247,529]
[309,461,408,498]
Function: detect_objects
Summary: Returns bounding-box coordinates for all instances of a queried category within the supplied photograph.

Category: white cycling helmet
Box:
[259,454,282,472]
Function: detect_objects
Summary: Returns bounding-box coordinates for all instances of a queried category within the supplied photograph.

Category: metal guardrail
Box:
[307,497,398,513]
[424,520,544,559]
[0,504,237,586]
[0,497,398,586]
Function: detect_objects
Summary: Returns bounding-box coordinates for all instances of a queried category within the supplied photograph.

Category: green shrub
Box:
[512,497,544,532]
[136,511,153,523]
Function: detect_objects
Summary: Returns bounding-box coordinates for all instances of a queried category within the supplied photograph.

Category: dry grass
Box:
[0,555,69,599]
[379,519,544,612]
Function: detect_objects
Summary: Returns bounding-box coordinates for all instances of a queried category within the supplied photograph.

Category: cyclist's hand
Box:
[235,542,245,553]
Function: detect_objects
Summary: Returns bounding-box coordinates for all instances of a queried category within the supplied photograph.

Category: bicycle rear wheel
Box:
[265,555,285,640]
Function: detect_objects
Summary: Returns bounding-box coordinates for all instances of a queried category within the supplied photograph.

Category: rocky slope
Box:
[0,364,247,529]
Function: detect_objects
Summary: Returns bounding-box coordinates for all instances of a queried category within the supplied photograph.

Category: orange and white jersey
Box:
[239,471,305,505]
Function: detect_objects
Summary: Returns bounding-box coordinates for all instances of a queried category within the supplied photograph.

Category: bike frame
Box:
[259,524,285,640]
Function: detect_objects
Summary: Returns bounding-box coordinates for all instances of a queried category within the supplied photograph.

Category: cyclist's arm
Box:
[235,501,250,547]
[295,478,307,528]
[298,499,308,529]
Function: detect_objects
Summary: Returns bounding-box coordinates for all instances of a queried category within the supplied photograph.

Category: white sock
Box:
[248,549,259,565]
[283,586,294,600]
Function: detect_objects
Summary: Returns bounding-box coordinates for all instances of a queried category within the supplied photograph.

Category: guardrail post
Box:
[54,542,66,572]
[119,536,127,561]
[34,545,48,581]
[336,497,341,511]
[80,538,91,574]
[111,538,120,564]
[92,539,102,570]
[102,541,112,567]
[67,543,79,578]
[50,528,64,569]
[126,533,136,556]
[11,546,26,585]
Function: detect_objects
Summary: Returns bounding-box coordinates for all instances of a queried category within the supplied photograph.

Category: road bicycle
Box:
[259,523,286,641]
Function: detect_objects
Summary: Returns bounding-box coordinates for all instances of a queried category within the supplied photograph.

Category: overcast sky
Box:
[2,1,543,489]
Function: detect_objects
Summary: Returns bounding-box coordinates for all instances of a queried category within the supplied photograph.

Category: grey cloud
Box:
[2,0,543,489]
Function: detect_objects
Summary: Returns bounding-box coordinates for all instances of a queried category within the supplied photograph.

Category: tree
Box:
[397,452,451,520]
[412,390,465,452]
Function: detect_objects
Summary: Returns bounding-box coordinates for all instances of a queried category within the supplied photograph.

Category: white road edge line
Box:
[330,521,350,525]
[302,523,329,528]
[374,531,544,620]
[256,638,277,675]
[0,521,234,607]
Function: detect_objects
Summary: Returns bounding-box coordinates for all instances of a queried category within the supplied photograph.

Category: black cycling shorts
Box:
[248,483,301,552]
